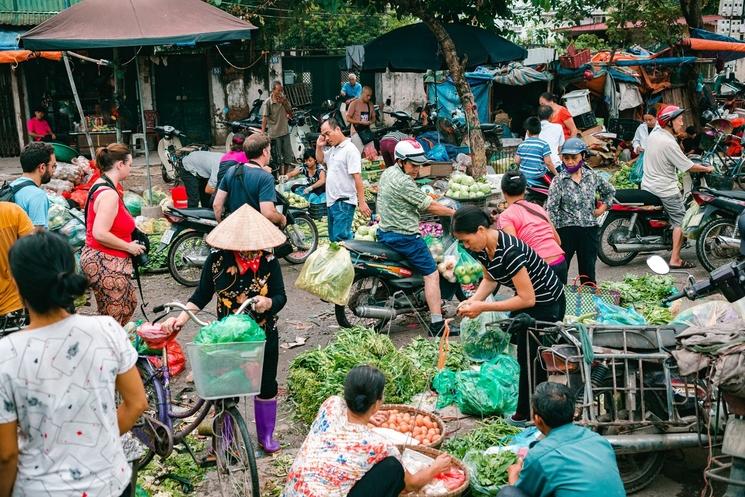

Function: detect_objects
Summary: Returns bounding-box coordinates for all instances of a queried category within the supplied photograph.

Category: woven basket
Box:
[380,404,446,448]
[564,277,621,317]
[401,446,470,497]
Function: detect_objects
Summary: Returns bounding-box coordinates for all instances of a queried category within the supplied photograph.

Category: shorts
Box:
[659,193,686,228]
[271,134,295,165]
[377,230,437,275]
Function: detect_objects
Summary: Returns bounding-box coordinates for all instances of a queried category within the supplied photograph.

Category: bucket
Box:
[171,186,188,209]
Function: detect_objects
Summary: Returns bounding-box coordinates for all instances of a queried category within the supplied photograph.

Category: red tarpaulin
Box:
[0,50,62,64]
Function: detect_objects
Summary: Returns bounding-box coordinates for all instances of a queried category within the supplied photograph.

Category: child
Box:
[515,116,556,186]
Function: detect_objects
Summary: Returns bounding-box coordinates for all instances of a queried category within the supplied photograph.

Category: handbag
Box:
[356,125,374,145]
[564,276,621,317]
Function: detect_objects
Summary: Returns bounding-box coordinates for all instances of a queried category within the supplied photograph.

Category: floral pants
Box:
[81,247,137,326]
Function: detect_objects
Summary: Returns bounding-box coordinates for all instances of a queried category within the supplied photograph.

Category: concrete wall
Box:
[375,70,426,125]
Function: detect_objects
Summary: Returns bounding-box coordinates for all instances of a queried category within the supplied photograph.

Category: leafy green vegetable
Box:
[600,274,676,308]
[610,162,636,189]
[400,337,471,374]
[287,327,430,424]
[139,435,206,497]
[464,450,518,492]
[639,305,673,325]
[441,418,522,460]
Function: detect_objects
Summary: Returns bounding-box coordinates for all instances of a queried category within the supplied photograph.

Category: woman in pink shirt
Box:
[498,170,567,285]
[27,108,56,142]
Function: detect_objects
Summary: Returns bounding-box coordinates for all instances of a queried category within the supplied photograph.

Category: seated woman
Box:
[281,150,326,204]
[162,204,287,453]
[282,365,451,497]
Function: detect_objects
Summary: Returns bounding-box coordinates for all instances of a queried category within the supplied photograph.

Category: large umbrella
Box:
[20,0,256,201]
[362,23,526,73]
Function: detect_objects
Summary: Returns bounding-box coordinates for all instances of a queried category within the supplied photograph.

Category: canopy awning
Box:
[465,63,553,86]
[20,0,257,50]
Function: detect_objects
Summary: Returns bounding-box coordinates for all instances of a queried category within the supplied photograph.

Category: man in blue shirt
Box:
[340,73,362,102]
[498,382,626,497]
[10,142,56,228]
[514,117,556,187]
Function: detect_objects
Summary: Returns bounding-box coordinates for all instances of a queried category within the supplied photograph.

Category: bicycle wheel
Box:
[132,358,172,469]
[212,405,260,497]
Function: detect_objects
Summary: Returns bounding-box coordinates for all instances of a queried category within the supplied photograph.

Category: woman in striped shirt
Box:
[453,205,564,425]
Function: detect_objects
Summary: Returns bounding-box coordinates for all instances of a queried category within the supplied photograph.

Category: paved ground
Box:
[0,156,729,496]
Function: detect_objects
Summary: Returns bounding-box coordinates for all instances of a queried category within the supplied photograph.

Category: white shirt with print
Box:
[324,138,361,207]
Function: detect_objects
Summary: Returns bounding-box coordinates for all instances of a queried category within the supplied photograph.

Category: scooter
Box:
[155,125,209,184]
[160,206,218,287]
[689,186,745,271]
[335,219,469,330]
[223,89,265,151]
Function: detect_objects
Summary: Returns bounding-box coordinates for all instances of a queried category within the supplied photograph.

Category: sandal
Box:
[670,260,696,269]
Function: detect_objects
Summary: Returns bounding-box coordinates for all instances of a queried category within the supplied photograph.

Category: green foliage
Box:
[348,0,510,30]
[605,0,683,48]
[570,34,609,51]
[139,436,207,497]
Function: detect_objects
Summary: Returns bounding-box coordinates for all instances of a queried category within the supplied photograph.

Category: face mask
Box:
[564,159,585,174]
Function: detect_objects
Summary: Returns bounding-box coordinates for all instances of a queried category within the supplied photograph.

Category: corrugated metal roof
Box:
[0,0,81,26]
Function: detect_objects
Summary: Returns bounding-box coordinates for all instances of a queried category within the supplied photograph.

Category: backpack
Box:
[0,179,34,203]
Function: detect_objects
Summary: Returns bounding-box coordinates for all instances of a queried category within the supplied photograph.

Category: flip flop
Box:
[670,260,696,269]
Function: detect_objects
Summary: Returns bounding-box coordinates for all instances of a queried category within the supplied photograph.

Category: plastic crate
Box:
[559,48,591,69]
[187,341,265,399]
[608,118,642,141]
[574,111,597,130]
[309,202,328,220]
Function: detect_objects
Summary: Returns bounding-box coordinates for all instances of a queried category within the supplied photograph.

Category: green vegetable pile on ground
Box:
[600,274,676,324]
[138,435,206,497]
[441,418,522,460]
[287,327,430,423]
[610,162,636,190]
[400,337,471,375]
[463,450,518,495]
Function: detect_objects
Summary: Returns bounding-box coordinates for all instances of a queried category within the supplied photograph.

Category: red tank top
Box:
[85,185,135,258]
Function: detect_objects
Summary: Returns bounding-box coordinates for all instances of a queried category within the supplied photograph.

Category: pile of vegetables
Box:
[441,418,522,459]
[463,450,518,493]
[352,209,372,232]
[316,216,328,238]
[53,161,92,185]
[375,409,442,445]
[600,274,676,324]
[446,174,492,200]
[420,222,444,238]
[354,224,379,241]
[426,237,447,263]
[287,327,430,424]
[361,158,385,171]
[401,337,471,376]
[287,192,309,208]
[610,162,636,189]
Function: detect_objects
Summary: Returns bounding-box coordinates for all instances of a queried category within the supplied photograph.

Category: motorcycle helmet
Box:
[657,105,685,127]
[394,140,431,165]
[561,137,587,156]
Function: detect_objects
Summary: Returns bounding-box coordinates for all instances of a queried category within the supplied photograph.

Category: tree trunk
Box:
[679,0,703,29]
[419,13,488,178]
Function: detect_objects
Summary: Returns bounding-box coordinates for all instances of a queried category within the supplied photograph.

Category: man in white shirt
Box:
[537,105,565,169]
[632,114,658,155]
[316,118,371,241]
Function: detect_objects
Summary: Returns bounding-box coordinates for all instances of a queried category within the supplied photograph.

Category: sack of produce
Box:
[439,241,483,286]
[461,306,510,362]
[462,448,518,496]
[48,203,72,231]
[593,296,646,325]
[424,235,448,264]
[43,178,75,195]
[124,191,144,216]
[433,355,519,416]
[194,314,266,345]
[670,301,739,328]
[58,217,86,250]
[53,161,92,186]
[295,243,355,305]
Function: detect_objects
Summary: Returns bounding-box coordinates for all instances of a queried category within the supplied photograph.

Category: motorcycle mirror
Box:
[646,255,670,275]
[385,98,391,106]
[258,89,263,95]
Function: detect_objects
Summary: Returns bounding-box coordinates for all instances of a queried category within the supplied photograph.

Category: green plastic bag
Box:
[462,449,518,496]
[433,355,519,416]
[124,191,144,216]
[194,314,266,344]
[444,241,483,286]
[295,243,355,306]
[461,301,510,362]
[629,153,644,185]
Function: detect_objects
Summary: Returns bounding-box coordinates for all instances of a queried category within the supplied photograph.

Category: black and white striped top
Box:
[472,231,563,305]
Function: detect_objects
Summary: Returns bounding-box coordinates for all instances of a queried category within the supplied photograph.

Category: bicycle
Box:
[131,300,260,497]
[695,124,745,189]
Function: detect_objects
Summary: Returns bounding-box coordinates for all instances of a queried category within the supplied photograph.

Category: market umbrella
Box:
[361,23,526,73]
[20,0,256,201]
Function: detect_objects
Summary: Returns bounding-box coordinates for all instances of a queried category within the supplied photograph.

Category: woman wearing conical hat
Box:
[162,204,286,453]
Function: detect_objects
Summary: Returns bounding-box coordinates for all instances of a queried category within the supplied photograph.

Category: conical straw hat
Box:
[206,204,287,251]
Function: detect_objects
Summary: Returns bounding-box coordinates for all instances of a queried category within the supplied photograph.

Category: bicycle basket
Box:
[186,341,265,399]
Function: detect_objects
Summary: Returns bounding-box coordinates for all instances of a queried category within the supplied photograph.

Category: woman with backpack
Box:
[80,143,143,325]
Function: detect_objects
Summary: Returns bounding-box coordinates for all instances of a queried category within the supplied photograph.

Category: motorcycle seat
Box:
[479,123,498,132]
[170,207,216,220]
[342,240,408,264]
[709,188,745,202]
[613,189,663,207]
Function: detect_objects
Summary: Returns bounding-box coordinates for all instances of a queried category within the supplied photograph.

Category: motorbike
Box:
[335,218,468,330]
[223,89,264,151]
[161,207,218,287]
[689,187,745,271]
[524,172,554,207]
[155,125,209,184]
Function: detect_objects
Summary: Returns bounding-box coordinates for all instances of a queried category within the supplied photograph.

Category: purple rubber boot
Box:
[254,397,281,453]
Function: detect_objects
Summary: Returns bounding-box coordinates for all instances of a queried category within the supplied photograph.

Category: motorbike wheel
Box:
[167,230,210,287]
[616,451,665,494]
[161,163,175,184]
[335,276,392,330]
[283,214,319,265]
[696,217,740,272]
[598,215,640,267]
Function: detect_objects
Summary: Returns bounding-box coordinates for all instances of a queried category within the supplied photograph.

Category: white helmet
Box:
[394,139,430,165]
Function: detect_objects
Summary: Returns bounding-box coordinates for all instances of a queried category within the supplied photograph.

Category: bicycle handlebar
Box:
[153,298,258,327]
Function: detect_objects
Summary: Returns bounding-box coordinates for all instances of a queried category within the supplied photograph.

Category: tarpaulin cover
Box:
[615,57,697,66]
[20,0,256,50]
[0,28,23,50]
[427,77,491,123]
[363,22,526,72]
[556,63,639,85]
[0,50,62,64]
[467,62,553,86]
[687,28,745,62]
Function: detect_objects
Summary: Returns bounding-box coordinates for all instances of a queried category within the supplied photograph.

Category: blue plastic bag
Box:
[427,143,449,162]
[593,296,646,325]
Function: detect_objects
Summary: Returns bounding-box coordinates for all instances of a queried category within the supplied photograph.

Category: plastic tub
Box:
[51,143,79,162]
[171,185,188,209]
[186,341,266,399]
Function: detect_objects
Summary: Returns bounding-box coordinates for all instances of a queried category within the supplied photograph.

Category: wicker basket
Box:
[401,446,470,497]
[380,404,446,448]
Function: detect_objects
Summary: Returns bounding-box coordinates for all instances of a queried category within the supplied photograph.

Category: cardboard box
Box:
[430,162,453,177]
[581,125,605,148]
[417,165,431,178]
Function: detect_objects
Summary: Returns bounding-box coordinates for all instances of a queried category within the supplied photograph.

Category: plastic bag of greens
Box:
[462,449,518,497]
[441,241,483,286]
[593,296,646,325]
[194,314,266,344]
[295,243,355,305]
[124,191,144,216]
[461,305,510,362]
[48,203,72,231]
[424,235,450,264]
[59,217,86,250]
[629,154,644,185]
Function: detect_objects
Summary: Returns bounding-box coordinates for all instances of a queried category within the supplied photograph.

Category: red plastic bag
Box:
[434,468,466,490]
[148,340,186,377]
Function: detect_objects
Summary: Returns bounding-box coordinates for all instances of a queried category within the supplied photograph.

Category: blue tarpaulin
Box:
[427,77,491,123]
[614,57,697,66]
[0,29,23,51]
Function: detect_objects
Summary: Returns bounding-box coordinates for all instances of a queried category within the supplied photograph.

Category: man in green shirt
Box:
[498,382,626,497]
[377,140,455,336]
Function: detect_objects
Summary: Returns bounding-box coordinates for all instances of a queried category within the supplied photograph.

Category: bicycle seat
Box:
[613,189,662,206]
[343,240,407,263]
[171,207,216,220]
[710,189,745,201]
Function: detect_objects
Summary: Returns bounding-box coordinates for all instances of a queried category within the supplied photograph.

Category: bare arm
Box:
[564,116,578,138]
[352,173,371,217]
[213,189,228,222]
[91,191,142,255]
[205,184,216,195]
[310,170,326,190]
[115,366,148,434]
[260,201,286,227]
[483,268,536,311]
[426,202,455,217]
[544,155,558,176]
[0,422,18,497]
[471,271,498,302]
[404,455,451,492]
[286,168,302,179]
[690,164,714,173]
[261,115,267,133]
